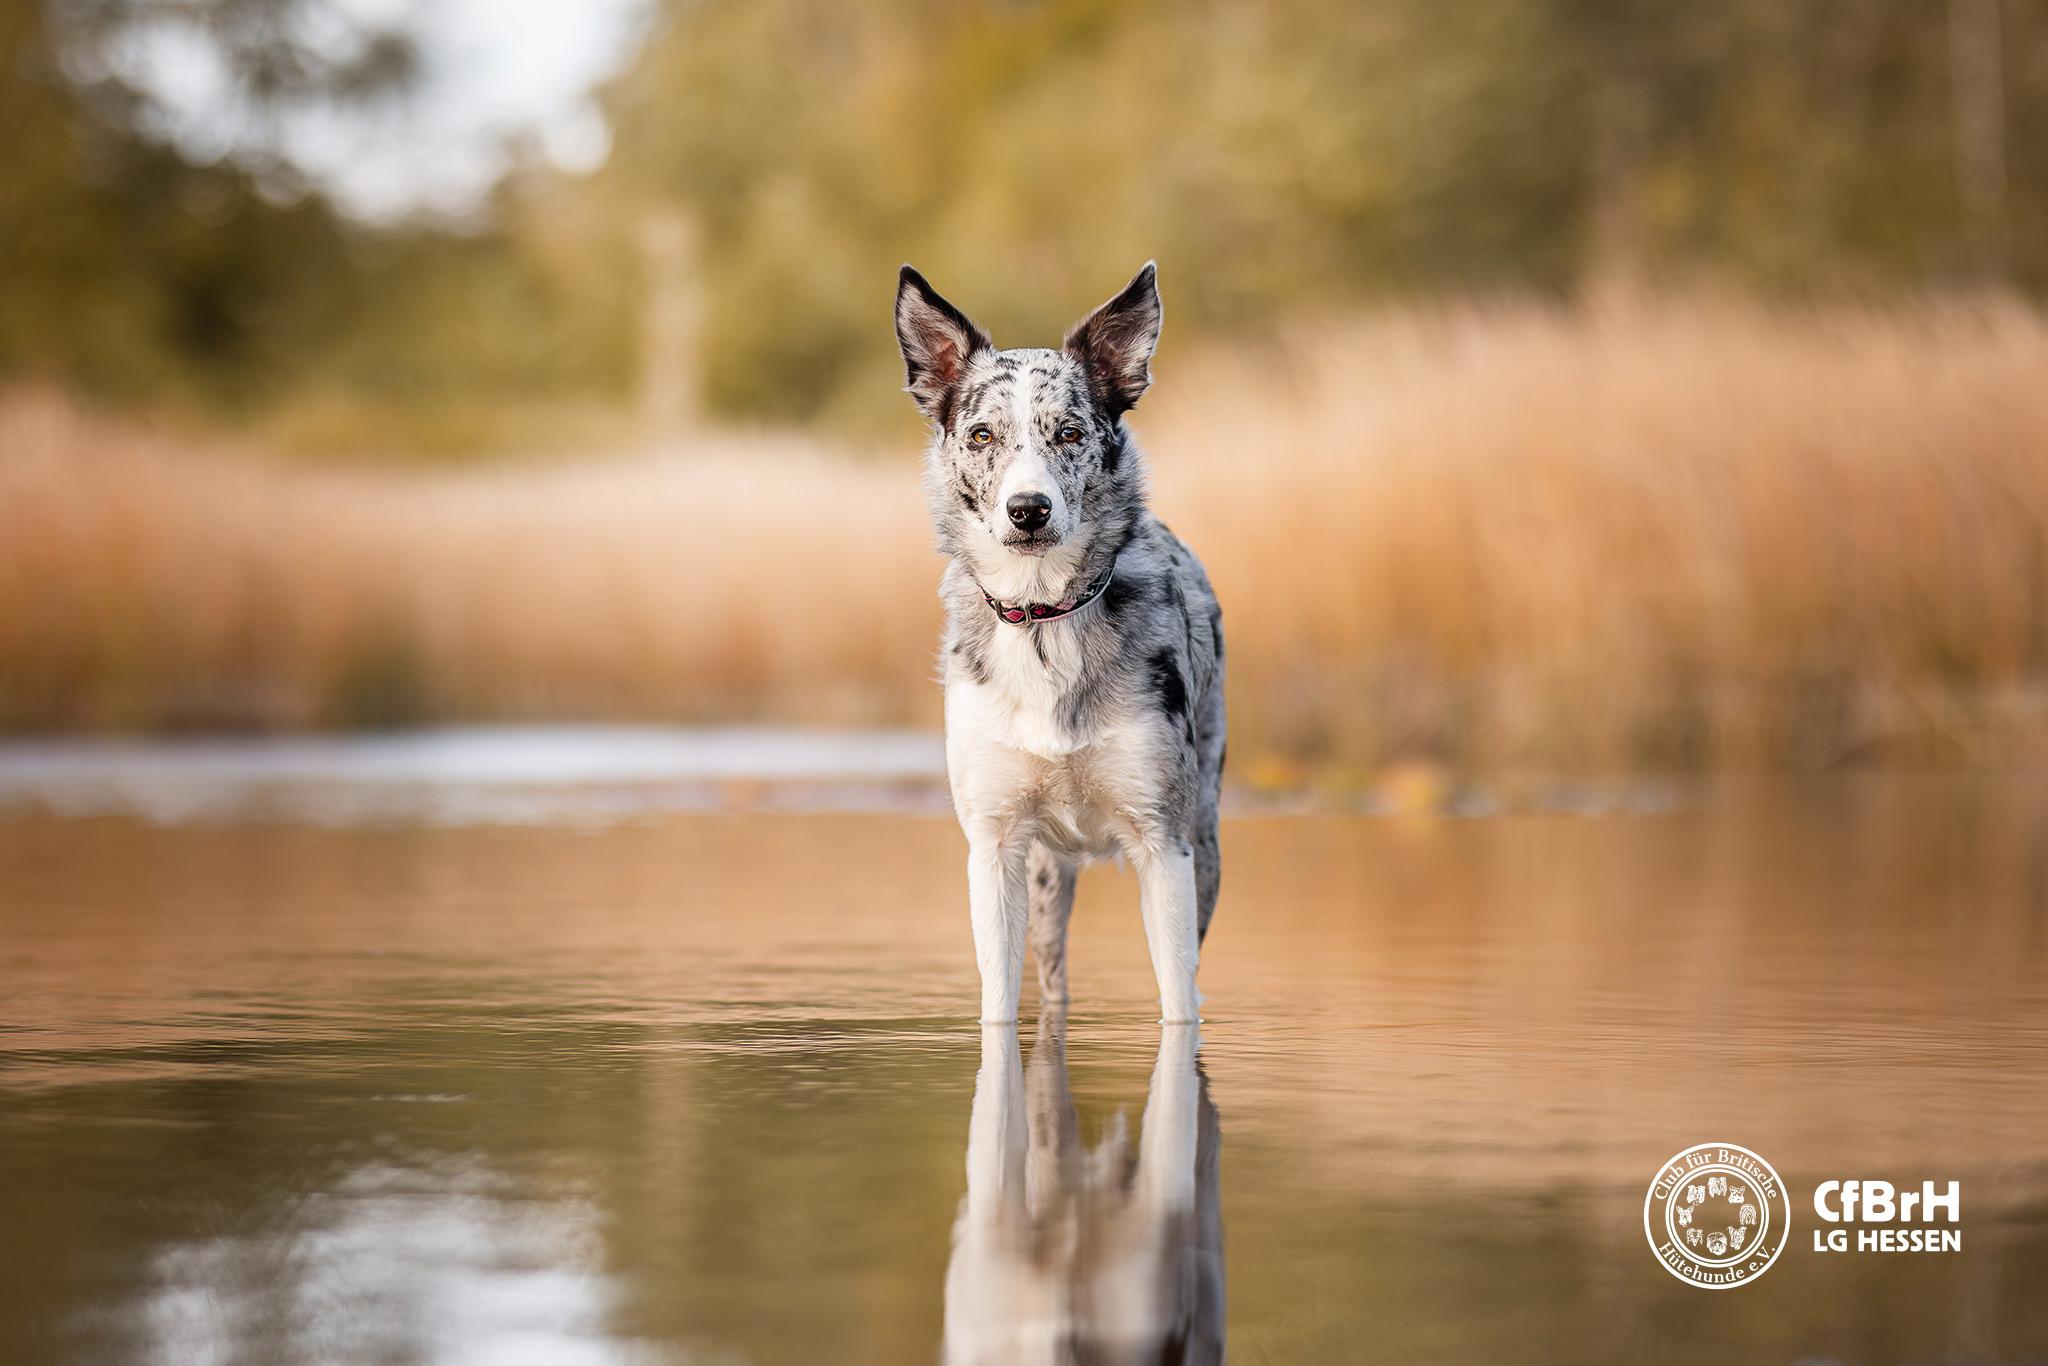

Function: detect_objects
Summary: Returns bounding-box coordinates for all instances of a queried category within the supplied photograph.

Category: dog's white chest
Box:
[955,623,1093,758]
[945,626,1165,861]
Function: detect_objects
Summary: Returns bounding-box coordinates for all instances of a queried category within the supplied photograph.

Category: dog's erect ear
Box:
[1063,262,1161,419]
[895,266,991,426]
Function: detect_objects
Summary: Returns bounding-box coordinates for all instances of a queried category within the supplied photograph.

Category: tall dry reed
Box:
[4,296,2045,771]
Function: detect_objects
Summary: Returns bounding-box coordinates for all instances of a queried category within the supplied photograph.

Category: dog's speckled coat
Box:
[894,263,1224,1023]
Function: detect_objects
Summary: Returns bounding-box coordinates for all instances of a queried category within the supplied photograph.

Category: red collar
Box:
[978,559,1117,625]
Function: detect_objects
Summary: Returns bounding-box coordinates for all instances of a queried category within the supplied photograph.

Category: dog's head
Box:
[895,264,1160,570]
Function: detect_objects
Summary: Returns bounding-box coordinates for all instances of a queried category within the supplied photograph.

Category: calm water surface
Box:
[2,766,2046,1364]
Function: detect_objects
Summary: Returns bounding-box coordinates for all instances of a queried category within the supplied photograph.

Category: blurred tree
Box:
[0,0,402,401]
[0,0,637,443]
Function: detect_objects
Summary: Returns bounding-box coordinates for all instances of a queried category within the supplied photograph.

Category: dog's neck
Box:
[956,509,1135,613]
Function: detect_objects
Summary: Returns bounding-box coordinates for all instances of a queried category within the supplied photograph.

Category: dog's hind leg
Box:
[1025,842,1078,1007]
[1193,810,1221,946]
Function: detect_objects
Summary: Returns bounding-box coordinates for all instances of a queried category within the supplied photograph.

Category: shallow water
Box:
[2,768,2046,1364]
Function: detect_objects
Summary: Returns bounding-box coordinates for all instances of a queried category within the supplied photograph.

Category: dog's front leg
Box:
[966,829,1030,1023]
[1134,840,1201,1023]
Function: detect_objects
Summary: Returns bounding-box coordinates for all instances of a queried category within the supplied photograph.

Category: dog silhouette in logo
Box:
[1677,1205,1693,1227]
[1728,1225,1747,1251]
[1686,1183,1706,1205]
[1739,1203,1757,1226]
[1708,1176,1727,1198]
[944,1015,1224,1365]
[1706,1232,1729,1256]
[1728,1184,1747,1205]
[1685,1227,1704,1248]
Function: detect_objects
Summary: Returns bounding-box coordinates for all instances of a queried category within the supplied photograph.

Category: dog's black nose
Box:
[1006,493,1052,532]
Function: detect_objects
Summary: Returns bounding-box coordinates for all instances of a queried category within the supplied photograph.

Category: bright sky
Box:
[116,0,653,223]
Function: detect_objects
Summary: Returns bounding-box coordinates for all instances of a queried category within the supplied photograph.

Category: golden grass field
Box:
[5,296,2045,773]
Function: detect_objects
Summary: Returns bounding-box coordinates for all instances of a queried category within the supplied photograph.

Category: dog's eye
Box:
[968,426,994,446]
[1057,425,1083,444]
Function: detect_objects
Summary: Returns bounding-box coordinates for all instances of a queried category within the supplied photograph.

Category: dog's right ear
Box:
[895,266,991,427]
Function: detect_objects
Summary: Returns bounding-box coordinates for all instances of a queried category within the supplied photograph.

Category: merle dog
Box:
[894,263,1224,1024]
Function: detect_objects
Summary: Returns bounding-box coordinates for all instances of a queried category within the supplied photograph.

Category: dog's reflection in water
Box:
[944,1015,1224,1365]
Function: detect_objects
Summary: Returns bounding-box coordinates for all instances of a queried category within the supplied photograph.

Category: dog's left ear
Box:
[896,265,992,426]
[1063,262,1161,419]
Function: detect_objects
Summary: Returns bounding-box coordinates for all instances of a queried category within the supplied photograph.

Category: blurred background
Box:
[4,0,2047,779]
[7,12,2048,1362]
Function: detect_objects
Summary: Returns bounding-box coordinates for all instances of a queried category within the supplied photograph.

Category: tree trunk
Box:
[1585,70,1652,300]
[1947,0,2008,275]
[639,208,701,438]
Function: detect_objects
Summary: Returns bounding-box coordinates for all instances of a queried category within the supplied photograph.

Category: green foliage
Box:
[608,0,2048,433]
[0,1,637,450]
